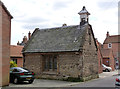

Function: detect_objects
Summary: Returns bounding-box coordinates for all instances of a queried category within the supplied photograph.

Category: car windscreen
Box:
[17,67,29,72]
[102,64,107,67]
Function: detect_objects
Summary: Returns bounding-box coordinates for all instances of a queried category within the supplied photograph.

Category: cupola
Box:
[78,6,90,25]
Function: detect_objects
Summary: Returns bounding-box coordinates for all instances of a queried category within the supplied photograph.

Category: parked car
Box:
[10,67,35,84]
[115,76,120,86]
[102,64,112,72]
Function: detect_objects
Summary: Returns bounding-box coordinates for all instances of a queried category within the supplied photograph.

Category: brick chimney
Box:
[23,36,27,43]
[62,23,67,27]
[28,31,31,40]
[106,31,109,38]
[17,41,20,45]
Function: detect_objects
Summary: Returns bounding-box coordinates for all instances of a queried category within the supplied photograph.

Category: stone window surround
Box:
[42,55,57,72]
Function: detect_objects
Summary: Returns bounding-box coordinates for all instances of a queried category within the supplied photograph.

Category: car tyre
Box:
[28,80,34,84]
[13,78,18,84]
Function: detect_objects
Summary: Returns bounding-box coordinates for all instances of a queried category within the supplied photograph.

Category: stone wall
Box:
[24,52,83,80]
[58,52,83,79]
[24,25,98,81]
[82,26,98,81]
[24,53,43,77]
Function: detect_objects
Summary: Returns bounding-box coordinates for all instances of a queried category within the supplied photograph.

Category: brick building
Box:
[96,39,103,73]
[101,49,115,70]
[10,45,24,67]
[0,1,13,86]
[17,31,31,46]
[22,6,98,81]
[103,32,120,69]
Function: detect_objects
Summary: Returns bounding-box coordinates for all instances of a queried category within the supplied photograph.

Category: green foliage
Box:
[10,61,17,68]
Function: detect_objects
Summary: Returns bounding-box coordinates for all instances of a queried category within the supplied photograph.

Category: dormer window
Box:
[108,43,112,48]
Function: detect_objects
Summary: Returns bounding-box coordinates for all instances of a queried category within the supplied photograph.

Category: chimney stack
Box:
[28,31,31,40]
[17,41,20,45]
[62,23,67,27]
[106,31,109,38]
[23,36,27,43]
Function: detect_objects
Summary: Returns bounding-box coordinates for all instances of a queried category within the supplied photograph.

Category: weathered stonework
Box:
[82,27,98,81]
[23,6,98,81]
[23,24,98,81]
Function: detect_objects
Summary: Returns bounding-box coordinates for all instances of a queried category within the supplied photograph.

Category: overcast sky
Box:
[2,0,119,45]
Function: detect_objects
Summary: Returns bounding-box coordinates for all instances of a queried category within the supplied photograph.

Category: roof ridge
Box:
[11,45,24,47]
[109,35,120,37]
[38,25,79,31]
[0,1,13,18]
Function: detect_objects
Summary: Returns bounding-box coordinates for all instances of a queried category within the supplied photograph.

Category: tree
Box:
[10,61,17,68]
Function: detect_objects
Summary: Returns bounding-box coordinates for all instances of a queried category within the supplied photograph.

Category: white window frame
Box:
[108,43,112,48]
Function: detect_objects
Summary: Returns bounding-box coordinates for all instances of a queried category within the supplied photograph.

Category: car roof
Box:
[10,67,29,72]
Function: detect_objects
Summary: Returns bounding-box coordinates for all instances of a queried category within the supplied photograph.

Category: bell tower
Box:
[78,6,90,25]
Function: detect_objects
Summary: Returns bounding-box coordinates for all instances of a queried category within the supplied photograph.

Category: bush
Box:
[10,61,17,68]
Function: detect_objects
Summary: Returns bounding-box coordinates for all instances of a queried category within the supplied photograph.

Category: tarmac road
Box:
[8,70,119,87]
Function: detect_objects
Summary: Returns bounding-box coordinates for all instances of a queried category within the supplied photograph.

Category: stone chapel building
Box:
[22,6,98,81]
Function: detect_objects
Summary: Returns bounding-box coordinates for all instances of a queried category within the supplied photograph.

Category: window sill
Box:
[42,71,57,75]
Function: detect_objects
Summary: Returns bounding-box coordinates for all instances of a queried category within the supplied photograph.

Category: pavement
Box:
[99,69,119,78]
[7,70,119,87]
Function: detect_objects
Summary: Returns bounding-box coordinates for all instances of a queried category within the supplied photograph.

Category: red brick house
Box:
[96,39,103,73]
[101,49,115,70]
[103,32,120,69]
[10,45,24,67]
[22,6,98,81]
[0,1,13,86]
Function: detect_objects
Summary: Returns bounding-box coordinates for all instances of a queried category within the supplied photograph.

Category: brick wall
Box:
[103,43,120,68]
[96,40,103,73]
[17,58,23,67]
[103,43,117,70]
[97,48,103,73]
[103,43,119,58]
[109,51,115,70]
[10,57,23,67]
[0,3,12,86]
[0,3,2,86]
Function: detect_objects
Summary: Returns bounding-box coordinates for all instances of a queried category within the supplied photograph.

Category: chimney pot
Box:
[28,31,31,40]
[106,31,109,38]
[17,41,20,45]
[23,36,27,43]
[62,23,67,27]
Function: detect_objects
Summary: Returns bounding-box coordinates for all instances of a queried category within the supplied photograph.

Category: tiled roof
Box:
[103,35,120,44]
[23,24,92,53]
[10,45,24,57]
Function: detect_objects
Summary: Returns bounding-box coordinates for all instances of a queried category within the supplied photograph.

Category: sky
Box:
[2,0,119,45]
